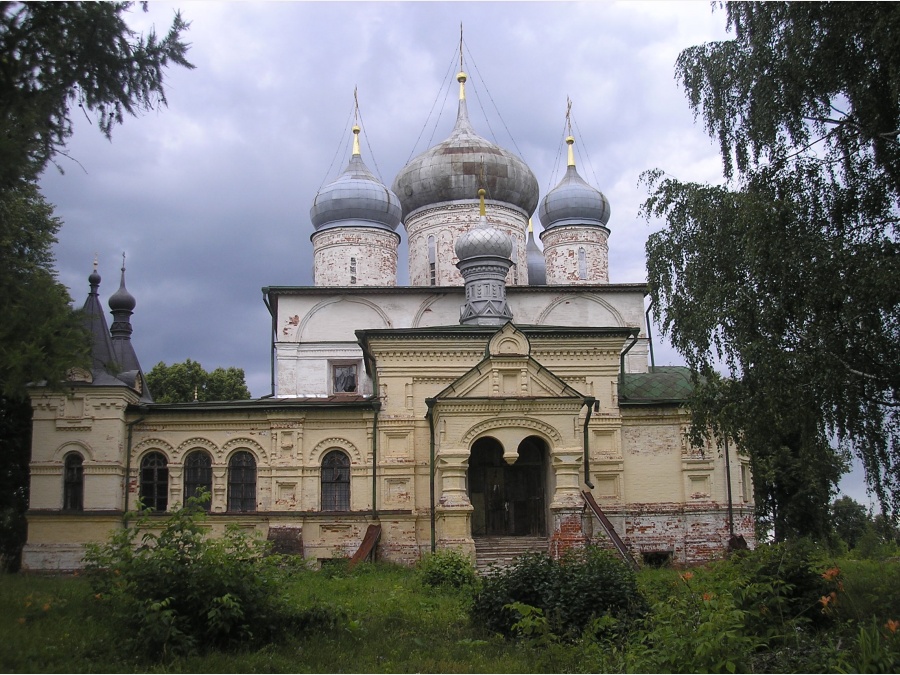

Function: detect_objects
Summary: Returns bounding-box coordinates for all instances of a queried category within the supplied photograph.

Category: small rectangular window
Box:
[350,257,357,285]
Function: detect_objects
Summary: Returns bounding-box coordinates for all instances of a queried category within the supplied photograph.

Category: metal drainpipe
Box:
[644,296,656,372]
[357,336,381,522]
[371,401,380,520]
[619,329,640,387]
[425,397,437,553]
[124,414,145,524]
[582,397,596,489]
[262,292,275,397]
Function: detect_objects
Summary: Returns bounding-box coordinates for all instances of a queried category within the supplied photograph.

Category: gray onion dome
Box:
[392,72,539,220]
[310,126,401,232]
[456,217,513,260]
[538,137,610,230]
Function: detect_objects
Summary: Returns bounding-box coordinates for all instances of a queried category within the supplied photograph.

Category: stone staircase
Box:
[473,536,549,574]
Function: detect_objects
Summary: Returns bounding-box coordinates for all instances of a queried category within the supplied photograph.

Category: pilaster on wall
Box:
[549,450,584,510]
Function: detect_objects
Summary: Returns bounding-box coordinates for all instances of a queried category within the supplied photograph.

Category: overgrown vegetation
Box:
[83,495,339,658]
[416,548,477,590]
[3,535,900,672]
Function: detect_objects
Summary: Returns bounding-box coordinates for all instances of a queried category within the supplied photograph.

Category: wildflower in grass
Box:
[17,617,25,624]
[702,592,713,601]
[822,567,841,581]
[820,591,838,613]
[42,603,50,612]
[681,571,694,582]
[886,619,899,634]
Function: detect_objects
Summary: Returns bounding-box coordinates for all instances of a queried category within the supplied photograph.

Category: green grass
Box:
[2,556,899,673]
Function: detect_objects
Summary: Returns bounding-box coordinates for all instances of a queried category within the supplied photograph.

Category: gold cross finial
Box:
[352,87,361,155]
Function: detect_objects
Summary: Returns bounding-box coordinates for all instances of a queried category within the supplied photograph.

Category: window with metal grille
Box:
[321,450,350,511]
[228,451,256,512]
[350,256,357,285]
[140,452,169,512]
[183,450,212,509]
[63,453,83,511]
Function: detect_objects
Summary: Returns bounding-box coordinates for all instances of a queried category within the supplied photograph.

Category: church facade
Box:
[23,72,755,572]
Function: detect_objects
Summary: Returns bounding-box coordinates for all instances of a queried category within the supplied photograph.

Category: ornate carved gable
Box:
[437,324,584,400]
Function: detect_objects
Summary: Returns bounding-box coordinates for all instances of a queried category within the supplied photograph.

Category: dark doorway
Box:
[469,436,546,537]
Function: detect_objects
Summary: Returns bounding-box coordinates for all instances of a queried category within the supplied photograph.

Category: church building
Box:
[23,69,755,571]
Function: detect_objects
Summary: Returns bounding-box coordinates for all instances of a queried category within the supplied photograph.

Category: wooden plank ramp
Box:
[582,490,639,571]
[348,523,381,569]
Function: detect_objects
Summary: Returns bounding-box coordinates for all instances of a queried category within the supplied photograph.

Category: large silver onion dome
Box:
[310,126,402,232]
[392,73,539,220]
[538,136,610,230]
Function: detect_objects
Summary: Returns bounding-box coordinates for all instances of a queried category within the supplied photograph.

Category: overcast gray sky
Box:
[37,1,871,505]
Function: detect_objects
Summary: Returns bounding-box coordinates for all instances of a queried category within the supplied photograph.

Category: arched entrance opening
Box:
[469,436,547,537]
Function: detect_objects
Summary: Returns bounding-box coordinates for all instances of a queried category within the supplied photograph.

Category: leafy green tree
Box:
[832,496,872,550]
[0,1,194,187]
[0,183,88,571]
[0,2,193,570]
[146,359,252,403]
[642,2,900,534]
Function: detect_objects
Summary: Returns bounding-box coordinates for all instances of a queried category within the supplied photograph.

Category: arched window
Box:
[63,453,84,511]
[140,452,169,512]
[183,451,212,509]
[321,450,350,511]
[228,451,256,512]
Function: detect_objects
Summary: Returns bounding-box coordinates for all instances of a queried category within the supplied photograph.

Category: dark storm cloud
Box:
[40,1,731,399]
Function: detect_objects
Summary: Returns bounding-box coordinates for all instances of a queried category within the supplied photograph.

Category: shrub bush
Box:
[417,549,477,590]
[726,539,837,635]
[471,546,645,640]
[84,495,340,659]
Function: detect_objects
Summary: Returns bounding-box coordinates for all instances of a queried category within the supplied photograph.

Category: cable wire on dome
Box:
[547,122,568,195]
[317,101,356,193]
[356,101,387,185]
[404,47,458,165]
[572,114,601,189]
[463,39,530,165]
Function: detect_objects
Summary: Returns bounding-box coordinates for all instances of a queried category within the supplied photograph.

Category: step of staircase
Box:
[473,536,549,574]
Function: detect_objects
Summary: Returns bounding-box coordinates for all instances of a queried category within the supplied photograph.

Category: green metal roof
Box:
[619,366,694,405]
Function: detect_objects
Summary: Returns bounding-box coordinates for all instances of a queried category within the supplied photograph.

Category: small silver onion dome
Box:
[456,190,513,260]
[455,217,513,260]
[525,222,546,285]
[538,136,610,230]
[310,126,401,232]
[392,72,539,220]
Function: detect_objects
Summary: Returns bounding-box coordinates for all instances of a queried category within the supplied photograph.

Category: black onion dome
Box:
[310,147,402,233]
[392,89,539,220]
[538,140,610,230]
[108,268,136,312]
[455,215,513,260]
